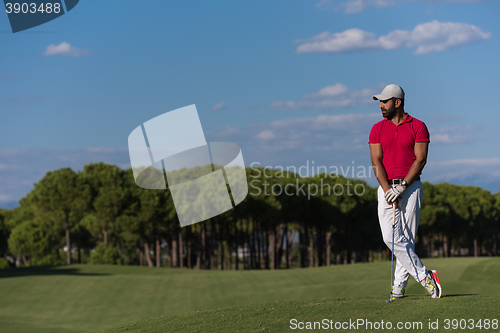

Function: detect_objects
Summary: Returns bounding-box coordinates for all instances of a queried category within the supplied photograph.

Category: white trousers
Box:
[377,180,427,287]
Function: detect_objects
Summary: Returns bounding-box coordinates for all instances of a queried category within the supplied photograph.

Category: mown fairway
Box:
[89,295,500,333]
[0,257,499,332]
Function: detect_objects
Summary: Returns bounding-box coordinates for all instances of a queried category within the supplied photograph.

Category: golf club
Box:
[386,203,396,303]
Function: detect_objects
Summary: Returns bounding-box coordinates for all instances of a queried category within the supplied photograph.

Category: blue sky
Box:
[1,0,499,207]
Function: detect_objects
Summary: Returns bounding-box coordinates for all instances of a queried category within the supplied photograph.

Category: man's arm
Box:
[369,143,391,193]
[403,142,429,186]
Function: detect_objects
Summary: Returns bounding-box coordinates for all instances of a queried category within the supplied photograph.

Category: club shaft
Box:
[389,204,395,300]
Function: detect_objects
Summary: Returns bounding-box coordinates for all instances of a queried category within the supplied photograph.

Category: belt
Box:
[389,177,420,185]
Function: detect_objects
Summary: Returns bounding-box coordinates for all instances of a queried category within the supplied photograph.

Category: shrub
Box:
[88,244,120,265]
[0,257,10,269]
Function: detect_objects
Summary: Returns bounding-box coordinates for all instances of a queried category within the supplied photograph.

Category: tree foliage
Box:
[3,164,499,268]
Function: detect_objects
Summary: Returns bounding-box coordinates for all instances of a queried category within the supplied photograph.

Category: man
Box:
[369,84,442,299]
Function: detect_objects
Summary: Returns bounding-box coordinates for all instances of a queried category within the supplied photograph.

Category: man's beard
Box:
[382,106,397,119]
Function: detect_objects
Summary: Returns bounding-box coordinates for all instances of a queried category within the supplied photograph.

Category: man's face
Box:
[380,98,397,119]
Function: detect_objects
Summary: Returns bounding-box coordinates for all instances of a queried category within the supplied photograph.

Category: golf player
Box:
[369,84,442,299]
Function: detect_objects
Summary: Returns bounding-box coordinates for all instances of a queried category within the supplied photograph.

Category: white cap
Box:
[373,84,405,101]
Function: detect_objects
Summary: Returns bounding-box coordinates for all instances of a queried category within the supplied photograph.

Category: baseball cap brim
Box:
[373,94,392,101]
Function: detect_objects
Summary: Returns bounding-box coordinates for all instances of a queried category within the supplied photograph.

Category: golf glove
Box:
[384,185,406,203]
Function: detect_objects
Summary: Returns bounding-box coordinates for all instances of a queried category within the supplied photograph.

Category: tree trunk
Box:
[186,229,191,268]
[156,236,161,267]
[167,235,172,267]
[65,220,71,265]
[243,220,248,268]
[210,221,217,270]
[493,233,497,256]
[468,235,474,256]
[209,221,216,270]
[172,233,178,268]
[104,229,108,245]
[474,238,478,257]
[139,247,144,266]
[277,226,285,269]
[443,234,449,258]
[220,240,225,270]
[426,234,432,258]
[307,228,314,268]
[447,234,452,257]
[268,228,275,270]
[179,232,184,268]
[299,229,307,268]
[201,224,206,269]
[249,220,255,269]
[211,247,218,270]
[234,223,239,270]
[325,231,332,266]
[347,243,352,264]
[317,229,324,267]
[226,241,231,270]
[144,242,154,267]
[285,227,290,269]
[264,229,269,269]
[287,231,295,268]
[256,222,262,269]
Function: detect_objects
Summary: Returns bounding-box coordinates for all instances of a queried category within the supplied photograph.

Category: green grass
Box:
[88,295,500,333]
[0,257,499,332]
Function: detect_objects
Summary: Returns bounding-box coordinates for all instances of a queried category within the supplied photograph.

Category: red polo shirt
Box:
[369,114,430,180]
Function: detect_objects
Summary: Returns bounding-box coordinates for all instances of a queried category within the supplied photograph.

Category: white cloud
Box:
[205,112,388,186]
[211,102,227,111]
[317,0,488,13]
[432,157,500,166]
[295,29,379,53]
[215,125,239,137]
[206,114,498,192]
[256,130,275,140]
[209,112,380,156]
[296,21,490,55]
[44,42,90,57]
[271,83,376,110]
[432,134,455,143]
[344,0,397,13]
[429,124,477,144]
[426,157,500,192]
[308,83,349,97]
[268,113,380,131]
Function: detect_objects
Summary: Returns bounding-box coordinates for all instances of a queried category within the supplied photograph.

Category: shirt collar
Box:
[401,113,413,124]
[384,113,413,125]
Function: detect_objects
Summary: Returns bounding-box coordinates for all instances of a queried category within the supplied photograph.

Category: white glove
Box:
[384,185,406,203]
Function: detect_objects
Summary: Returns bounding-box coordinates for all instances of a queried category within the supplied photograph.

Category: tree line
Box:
[0,162,498,270]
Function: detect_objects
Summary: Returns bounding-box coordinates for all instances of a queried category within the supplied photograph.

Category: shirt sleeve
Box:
[415,121,430,143]
[368,123,380,144]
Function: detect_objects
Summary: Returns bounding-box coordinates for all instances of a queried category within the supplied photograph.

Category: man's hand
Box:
[384,185,406,203]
